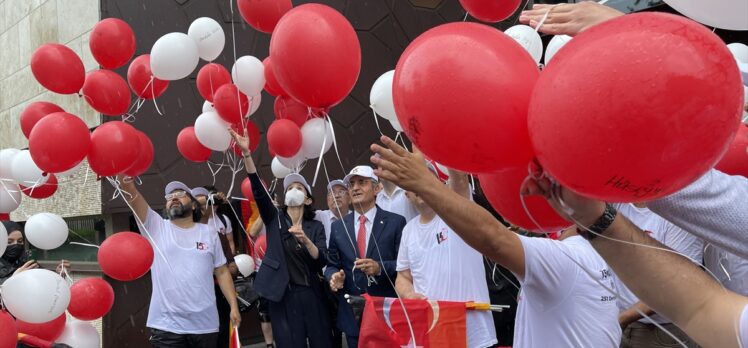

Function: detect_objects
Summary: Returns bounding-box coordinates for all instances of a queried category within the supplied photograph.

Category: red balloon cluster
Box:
[16,314,66,342]
[128,54,169,99]
[197,63,232,102]
[177,127,212,162]
[263,57,285,96]
[98,232,154,281]
[237,0,293,34]
[68,278,115,321]
[274,95,309,127]
[29,112,91,174]
[88,122,153,177]
[19,102,64,139]
[715,125,748,177]
[267,119,302,158]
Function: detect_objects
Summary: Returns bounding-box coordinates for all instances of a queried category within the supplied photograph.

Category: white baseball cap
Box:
[191,187,210,198]
[164,181,192,196]
[343,165,379,187]
[327,179,346,192]
[283,173,312,195]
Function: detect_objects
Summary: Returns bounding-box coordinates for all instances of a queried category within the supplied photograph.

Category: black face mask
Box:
[3,244,24,262]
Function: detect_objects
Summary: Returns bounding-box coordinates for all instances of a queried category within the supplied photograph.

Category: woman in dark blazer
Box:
[230,129,331,348]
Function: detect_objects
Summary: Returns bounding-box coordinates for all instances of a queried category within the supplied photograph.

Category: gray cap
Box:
[191,187,210,198]
[283,173,312,195]
[327,179,346,192]
[165,181,191,196]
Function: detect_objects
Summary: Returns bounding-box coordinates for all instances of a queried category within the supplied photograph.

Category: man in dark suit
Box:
[325,165,406,348]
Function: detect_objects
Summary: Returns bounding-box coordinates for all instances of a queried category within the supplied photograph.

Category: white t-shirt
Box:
[140,209,227,334]
[513,235,621,348]
[612,204,704,324]
[377,187,418,222]
[396,215,497,348]
[207,213,232,235]
[314,209,342,247]
[705,245,748,296]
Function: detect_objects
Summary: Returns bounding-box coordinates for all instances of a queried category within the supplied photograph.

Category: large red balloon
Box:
[177,127,212,162]
[231,121,261,156]
[715,125,748,177]
[31,44,85,94]
[20,174,58,199]
[29,112,90,174]
[124,132,154,177]
[529,13,743,202]
[241,177,253,200]
[270,4,361,108]
[98,231,154,281]
[16,313,66,342]
[393,22,538,173]
[459,0,522,23]
[20,102,64,139]
[213,84,249,125]
[0,311,17,348]
[478,168,570,233]
[197,63,232,102]
[90,18,136,69]
[237,0,293,34]
[82,70,132,116]
[273,95,308,127]
[88,121,141,177]
[267,119,302,158]
[68,278,115,321]
[127,54,169,99]
[263,57,285,96]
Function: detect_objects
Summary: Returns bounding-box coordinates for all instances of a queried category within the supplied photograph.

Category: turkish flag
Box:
[359,294,467,348]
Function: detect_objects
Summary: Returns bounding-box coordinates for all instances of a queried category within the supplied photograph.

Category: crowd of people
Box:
[2,2,747,347]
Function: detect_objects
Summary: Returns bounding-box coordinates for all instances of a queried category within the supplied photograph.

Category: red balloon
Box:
[127,54,169,99]
[20,102,64,139]
[29,112,90,174]
[237,0,293,34]
[529,13,743,202]
[231,121,261,156]
[31,44,85,94]
[68,278,115,321]
[267,119,302,158]
[241,177,253,200]
[177,127,212,162]
[20,174,58,199]
[273,95,308,127]
[90,18,136,69]
[715,125,748,177]
[124,132,154,177]
[16,313,66,342]
[478,168,570,233]
[98,231,154,281]
[393,22,538,173]
[213,84,249,125]
[0,311,17,348]
[88,121,141,177]
[270,4,361,108]
[82,70,132,116]
[263,57,285,96]
[459,0,522,23]
[197,63,232,102]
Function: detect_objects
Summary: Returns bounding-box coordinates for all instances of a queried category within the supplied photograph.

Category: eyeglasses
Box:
[165,191,187,200]
[328,190,348,198]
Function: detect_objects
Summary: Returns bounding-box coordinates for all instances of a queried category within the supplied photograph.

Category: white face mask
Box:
[285,188,306,207]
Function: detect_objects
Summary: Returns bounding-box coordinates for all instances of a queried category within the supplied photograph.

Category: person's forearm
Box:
[249,218,263,238]
[619,302,654,327]
[242,151,257,174]
[216,266,239,309]
[395,274,416,298]
[118,176,149,223]
[305,241,319,259]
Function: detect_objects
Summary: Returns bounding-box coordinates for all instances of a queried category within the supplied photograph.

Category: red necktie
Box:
[357,215,367,259]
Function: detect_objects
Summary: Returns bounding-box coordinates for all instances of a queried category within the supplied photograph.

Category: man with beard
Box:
[117,176,240,348]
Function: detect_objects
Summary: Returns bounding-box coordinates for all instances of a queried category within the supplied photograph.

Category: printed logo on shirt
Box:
[435,229,448,244]
[196,242,207,250]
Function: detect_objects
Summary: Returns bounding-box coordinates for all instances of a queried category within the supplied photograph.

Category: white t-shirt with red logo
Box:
[140,208,227,334]
[397,215,497,348]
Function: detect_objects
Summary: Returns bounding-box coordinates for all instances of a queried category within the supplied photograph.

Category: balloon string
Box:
[69,242,100,249]
[325,112,347,174]
[149,76,164,116]
[370,107,385,138]
[534,4,559,33]
[310,118,331,187]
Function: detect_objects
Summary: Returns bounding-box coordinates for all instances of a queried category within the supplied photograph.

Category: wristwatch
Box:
[577,203,617,240]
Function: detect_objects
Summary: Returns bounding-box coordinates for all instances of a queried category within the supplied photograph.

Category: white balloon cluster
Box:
[151,17,225,81]
[370,70,405,132]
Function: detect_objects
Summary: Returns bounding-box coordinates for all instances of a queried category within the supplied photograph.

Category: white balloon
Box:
[0,222,7,256]
[203,100,215,113]
[56,320,100,348]
[663,0,748,31]
[0,148,20,184]
[300,118,333,159]
[194,111,231,151]
[2,269,70,323]
[188,17,225,62]
[56,160,84,178]
[505,25,543,64]
[370,70,397,121]
[390,117,403,132]
[728,43,748,64]
[277,151,305,171]
[544,35,572,65]
[234,254,255,277]
[232,56,266,97]
[271,157,293,179]
[247,93,262,117]
[150,32,200,81]
[0,183,21,213]
[25,212,68,250]
[11,150,48,188]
